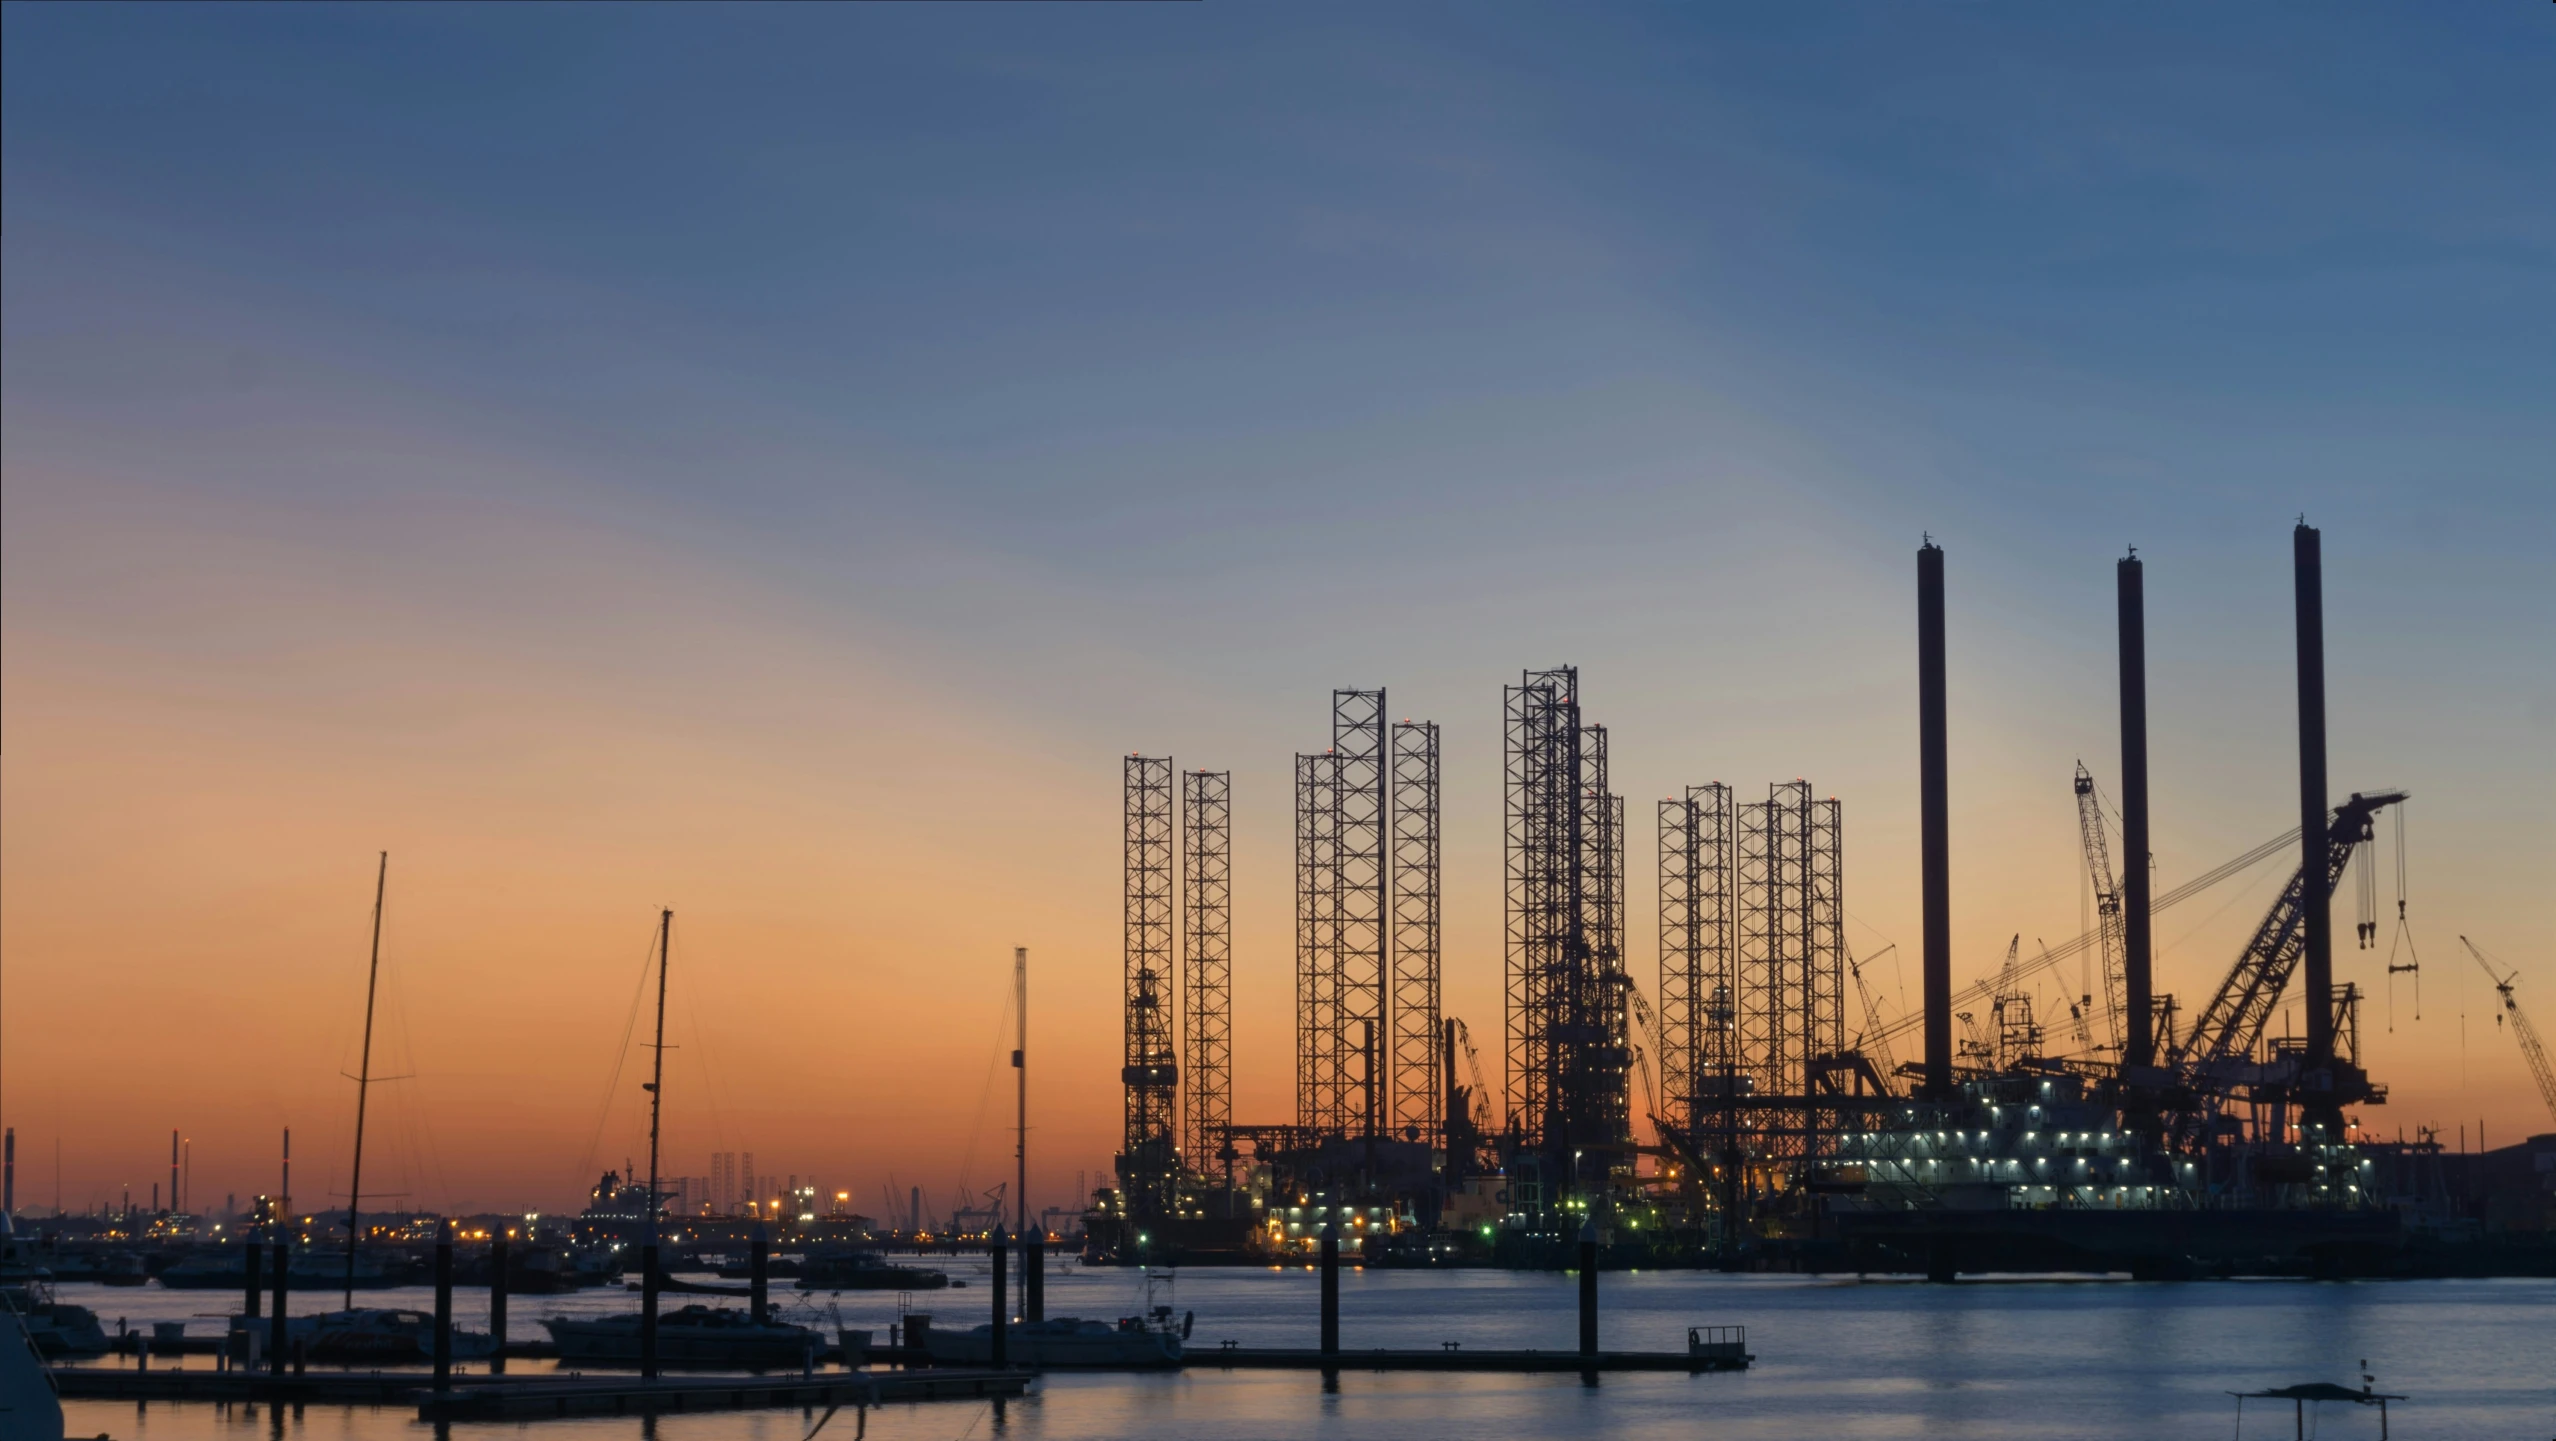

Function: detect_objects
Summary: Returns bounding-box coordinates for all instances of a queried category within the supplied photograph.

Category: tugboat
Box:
[543,1304,821,1368]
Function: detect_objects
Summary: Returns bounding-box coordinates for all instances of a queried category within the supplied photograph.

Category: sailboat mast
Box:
[343,851,387,1310]
[647,909,671,1246]
[1014,947,1028,1238]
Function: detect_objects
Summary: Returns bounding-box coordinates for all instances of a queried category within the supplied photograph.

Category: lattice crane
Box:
[2462,937,2556,1130]
[2073,763,2130,1058]
[2176,789,2406,1080]
[1846,944,1900,1086]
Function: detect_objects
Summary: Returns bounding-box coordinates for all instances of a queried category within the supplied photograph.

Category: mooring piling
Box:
[1578,1217,1599,1360]
[268,1240,289,1380]
[750,1222,771,1324]
[639,1240,661,1379]
[488,1235,508,1374]
[432,1220,454,1389]
[1319,1206,1340,1359]
[989,1226,1009,1368]
[242,1241,262,1323]
[1024,1231,1044,1322]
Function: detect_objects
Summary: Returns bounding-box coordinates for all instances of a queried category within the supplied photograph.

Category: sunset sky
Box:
[4,5,2550,1219]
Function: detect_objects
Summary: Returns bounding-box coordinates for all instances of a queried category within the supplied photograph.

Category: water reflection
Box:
[56,1268,2553,1439]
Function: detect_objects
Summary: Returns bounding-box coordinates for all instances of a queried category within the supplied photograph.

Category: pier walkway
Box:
[52,1366,1029,1419]
[1196,1345,1747,1373]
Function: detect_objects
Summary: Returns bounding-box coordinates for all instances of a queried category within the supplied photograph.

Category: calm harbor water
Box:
[55,1261,2556,1439]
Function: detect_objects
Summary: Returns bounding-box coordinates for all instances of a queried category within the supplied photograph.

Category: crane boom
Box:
[1869,817,2313,1050]
[2073,763,2130,1057]
[1846,944,1900,1085]
[2177,790,2405,1077]
[2463,937,2556,1130]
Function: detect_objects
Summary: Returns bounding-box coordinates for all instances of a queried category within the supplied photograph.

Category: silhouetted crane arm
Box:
[2074,763,2130,1056]
[2179,790,2405,1073]
[2464,937,2556,1130]
[1870,818,2313,1049]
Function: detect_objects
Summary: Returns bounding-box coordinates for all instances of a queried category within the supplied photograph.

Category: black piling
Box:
[1918,539,1953,1100]
[2117,550,2154,1069]
[243,1242,262,1322]
[989,1227,1008,1368]
[488,1237,508,1374]
[1318,1210,1340,1359]
[1023,1231,1044,1323]
[432,1221,453,1389]
[1577,1218,1598,1360]
[749,1222,770,1325]
[267,1240,289,1379]
[2294,523,2335,1088]
[639,1241,661,1379]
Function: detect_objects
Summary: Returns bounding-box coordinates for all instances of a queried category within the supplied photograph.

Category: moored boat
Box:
[2,1220,108,1358]
[795,1250,948,1291]
[234,1308,497,1364]
[543,1304,822,1368]
[1,1305,65,1441]
[158,1247,402,1290]
[919,1313,1184,1369]
[7,1301,107,1360]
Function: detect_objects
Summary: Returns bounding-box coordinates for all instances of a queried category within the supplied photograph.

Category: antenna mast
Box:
[1014,947,1029,1238]
[647,909,671,1244]
[344,851,387,1310]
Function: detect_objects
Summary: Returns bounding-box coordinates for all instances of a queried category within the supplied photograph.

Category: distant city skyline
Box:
[4,5,2549,1213]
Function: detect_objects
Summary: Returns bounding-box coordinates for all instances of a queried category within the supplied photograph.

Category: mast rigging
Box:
[343,851,387,1311]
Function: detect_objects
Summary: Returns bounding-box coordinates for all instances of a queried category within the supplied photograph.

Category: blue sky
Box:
[5,4,2552,1202]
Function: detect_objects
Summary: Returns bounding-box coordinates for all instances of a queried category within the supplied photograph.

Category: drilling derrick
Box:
[1120,756,1179,1218]
[1504,670,1572,1158]
[1736,788,1796,1152]
[1569,727,1633,1179]
[1502,667,1631,1209]
[1182,770,1233,1173]
[1295,750,1344,1134]
[1333,691,1389,1141]
[1803,787,1847,1165]
[1659,784,1739,1150]
[1389,721,1442,1145]
[1737,783,1847,1165]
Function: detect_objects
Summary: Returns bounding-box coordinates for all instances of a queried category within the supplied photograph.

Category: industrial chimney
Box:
[1918,540,1953,1099]
[2118,552,2153,1070]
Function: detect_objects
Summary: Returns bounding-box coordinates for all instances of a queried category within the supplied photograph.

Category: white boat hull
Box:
[923,1317,1182,1369]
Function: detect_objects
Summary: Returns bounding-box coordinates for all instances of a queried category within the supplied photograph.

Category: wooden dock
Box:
[52,1366,1028,1418]
[416,1371,1027,1420]
[57,1369,436,1404]
[1195,1346,1750,1373]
